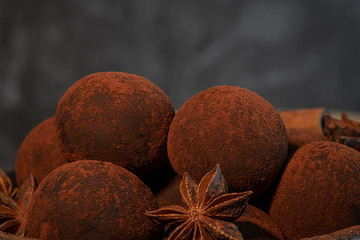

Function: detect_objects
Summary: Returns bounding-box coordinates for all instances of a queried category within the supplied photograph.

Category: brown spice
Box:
[279,108,327,135]
[300,225,360,240]
[55,72,174,177]
[146,164,253,239]
[0,169,18,198]
[0,231,38,240]
[323,112,360,151]
[0,174,36,236]
[235,205,285,240]
[15,117,68,186]
[167,86,288,197]
[269,141,360,239]
[26,160,161,240]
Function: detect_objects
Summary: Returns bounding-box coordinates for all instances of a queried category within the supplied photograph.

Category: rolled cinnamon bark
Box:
[280,108,328,135]
[280,108,329,153]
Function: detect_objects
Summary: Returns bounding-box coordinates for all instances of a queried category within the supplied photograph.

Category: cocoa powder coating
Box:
[286,128,328,156]
[167,86,288,197]
[286,128,328,149]
[154,174,182,207]
[269,141,360,239]
[15,117,68,186]
[26,160,161,240]
[236,205,285,240]
[300,225,360,240]
[55,72,174,176]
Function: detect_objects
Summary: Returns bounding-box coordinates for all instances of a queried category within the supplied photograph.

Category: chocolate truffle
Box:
[154,174,182,207]
[26,160,161,240]
[142,160,183,207]
[55,72,174,176]
[286,128,328,156]
[167,86,288,197]
[300,225,360,240]
[269,141,360,239]
[15,117,68,186]
[236,205,285,240]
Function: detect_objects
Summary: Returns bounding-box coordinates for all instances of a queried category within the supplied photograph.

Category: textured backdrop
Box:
[1,0,360,168]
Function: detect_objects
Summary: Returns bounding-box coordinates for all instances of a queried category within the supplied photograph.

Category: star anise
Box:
[323,112,360,151]
[0,172,36,236]
[0,169,18,198]
[146,164,253,240]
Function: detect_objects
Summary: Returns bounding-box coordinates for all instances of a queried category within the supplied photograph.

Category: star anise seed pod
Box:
[0,169,17,198]
[0,173,36,236]
[323,112,360,151]
[146,164,253,240]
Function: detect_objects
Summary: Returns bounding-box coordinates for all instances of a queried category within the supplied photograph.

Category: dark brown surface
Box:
[269,141,360,239]
[300,225,360,240]
[55,72,174,177]
[167,86,288,197]
[236,204,285,240]
[154,174,182,208]
[286,128,329,155]
[14,117,68,186]
[26,160,161,240]
[280,108,327,135]
[143,160,183,208]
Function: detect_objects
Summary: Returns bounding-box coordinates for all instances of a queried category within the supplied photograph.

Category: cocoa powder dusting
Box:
[154,174,182,207]
[269,141,360,239]
[286,128,328,155]
[167,86,288,197]
[15,117,68,186]
[26,160,161,240]
[55,72,174,177]
[235,205,285,240]
[300,225,360,240]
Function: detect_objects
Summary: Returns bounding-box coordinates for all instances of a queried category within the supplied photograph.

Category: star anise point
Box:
[0,172,36,236]
[147,164,252,240]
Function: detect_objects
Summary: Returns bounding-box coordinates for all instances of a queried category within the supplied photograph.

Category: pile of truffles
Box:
[1,71,360,240]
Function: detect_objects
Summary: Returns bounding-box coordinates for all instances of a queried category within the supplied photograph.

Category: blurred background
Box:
[1,0,360,168]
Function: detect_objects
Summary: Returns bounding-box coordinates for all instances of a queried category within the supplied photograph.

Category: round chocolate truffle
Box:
[26,160,161,240]
[167,86,288,197]
[15,117,68,186]
[269,141,360,239]
[55,72,174,176]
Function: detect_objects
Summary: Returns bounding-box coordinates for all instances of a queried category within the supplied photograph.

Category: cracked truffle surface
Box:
[55,72,174,176]
[15,117,68,186]
[167,86,288,197]
[26,160,161,240]
[269,141,360,239]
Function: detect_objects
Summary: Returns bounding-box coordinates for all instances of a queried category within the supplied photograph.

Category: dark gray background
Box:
[1,0,360,168]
